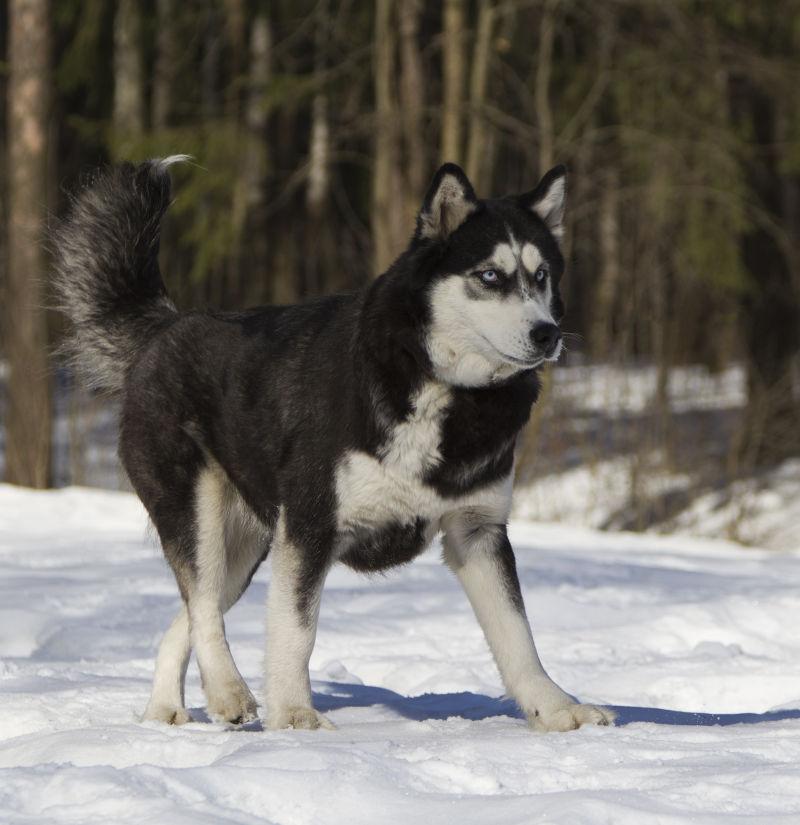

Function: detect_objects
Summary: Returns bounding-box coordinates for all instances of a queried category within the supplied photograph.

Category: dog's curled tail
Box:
[52,156,189,394]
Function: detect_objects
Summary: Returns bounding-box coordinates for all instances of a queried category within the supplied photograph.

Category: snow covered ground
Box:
[1,485,800,824]
[514,456,800,552]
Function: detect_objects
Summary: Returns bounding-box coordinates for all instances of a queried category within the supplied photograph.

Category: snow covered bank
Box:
[514,456,800,551]
[1,485,799,823]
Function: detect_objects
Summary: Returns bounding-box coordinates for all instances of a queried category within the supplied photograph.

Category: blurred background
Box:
[0,0,798,549]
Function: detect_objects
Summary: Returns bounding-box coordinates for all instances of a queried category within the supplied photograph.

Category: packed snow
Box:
[1,484,799,824]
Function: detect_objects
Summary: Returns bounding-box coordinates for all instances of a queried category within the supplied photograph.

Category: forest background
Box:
[1,0,798,544]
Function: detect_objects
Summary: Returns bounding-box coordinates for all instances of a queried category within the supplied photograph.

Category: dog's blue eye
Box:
[534,267,548,284]
[479,270,499,285]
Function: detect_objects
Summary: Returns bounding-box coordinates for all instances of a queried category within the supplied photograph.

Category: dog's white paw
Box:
[207,683,258,725]
[267,706,336,731]
[531,702,615,733]
[142,703,192,726]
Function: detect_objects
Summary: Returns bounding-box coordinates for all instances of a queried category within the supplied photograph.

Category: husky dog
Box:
[53,157,614,733]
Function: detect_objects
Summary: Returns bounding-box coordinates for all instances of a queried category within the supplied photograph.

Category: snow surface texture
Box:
[1,485,799,824]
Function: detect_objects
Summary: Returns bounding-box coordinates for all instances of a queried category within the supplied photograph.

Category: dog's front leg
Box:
[265,512,334,730]
[442,517,614,732]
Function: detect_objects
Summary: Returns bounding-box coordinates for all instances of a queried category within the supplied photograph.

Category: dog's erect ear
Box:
[518,165,567,240]
[416,163,478,241]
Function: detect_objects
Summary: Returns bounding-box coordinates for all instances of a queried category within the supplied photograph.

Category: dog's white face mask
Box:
[417,164,567,388]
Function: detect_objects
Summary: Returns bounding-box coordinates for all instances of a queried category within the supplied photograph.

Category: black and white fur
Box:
[53,157,614,732]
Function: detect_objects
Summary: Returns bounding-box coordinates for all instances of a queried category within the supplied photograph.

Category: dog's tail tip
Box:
[53,155,187,394]
[151,154,194,173]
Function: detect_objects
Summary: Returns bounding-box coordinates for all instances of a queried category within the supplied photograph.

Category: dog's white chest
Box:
[335,382,449,530]
[334,381,512,532]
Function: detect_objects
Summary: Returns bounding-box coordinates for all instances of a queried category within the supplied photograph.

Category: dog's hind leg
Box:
[265,510,334,730]
[185,465,259,724]
[143,489,267,726]
[142,605,192,725]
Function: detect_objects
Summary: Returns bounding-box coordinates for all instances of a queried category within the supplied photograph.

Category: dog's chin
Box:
[488,345,546,370]
[500,352,544,369]
[477,336,542,371]
[493,343,562,371]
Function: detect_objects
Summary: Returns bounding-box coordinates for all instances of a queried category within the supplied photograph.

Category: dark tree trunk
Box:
[736,88,800,468]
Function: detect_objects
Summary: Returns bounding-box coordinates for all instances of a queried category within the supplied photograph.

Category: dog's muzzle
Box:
[530,322,561,358]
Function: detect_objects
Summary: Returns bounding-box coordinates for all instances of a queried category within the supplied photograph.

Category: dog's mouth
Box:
[478,335,545,369]
[500,351,544,368]
[544,336,563,363]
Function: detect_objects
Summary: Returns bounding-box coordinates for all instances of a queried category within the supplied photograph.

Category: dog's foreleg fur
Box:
[188,465,257,724]
[442,516,614,732]
[265,510,334,730]
[142,605,192,724]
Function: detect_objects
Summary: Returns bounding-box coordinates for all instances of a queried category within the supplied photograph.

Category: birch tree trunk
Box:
[4,0,51,487]
[305,0,332,295]
[307,1,330,221]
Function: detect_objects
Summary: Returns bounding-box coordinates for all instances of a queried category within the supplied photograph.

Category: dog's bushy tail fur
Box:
[52,156,187,394]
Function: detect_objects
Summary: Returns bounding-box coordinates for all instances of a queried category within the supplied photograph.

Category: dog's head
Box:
[416,163,566,387]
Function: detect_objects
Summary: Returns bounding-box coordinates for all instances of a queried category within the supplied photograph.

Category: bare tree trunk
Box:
[223,0,252,307]
[534,0,558,172]
[240,11,272,305]
[441,0,466,163]
[305,0,332,295]
[224,0,246,119]
[113,0,144,144]
[307,0,330,221]
[373,0,400,274]
[272,105,302,305]
[4,0,51,488]
[399,0,426,224]
[465,0,495,191]
[152,0,176,130]
[734,88,800,468]
[591,165,620,358]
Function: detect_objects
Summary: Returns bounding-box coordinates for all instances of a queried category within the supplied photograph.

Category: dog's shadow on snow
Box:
[187,682,800,730]
[314,682,523,722]
[312,681,800,728]
[609,704,800,727]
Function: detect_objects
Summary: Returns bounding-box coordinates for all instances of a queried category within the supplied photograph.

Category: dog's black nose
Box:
[530,322,561,355]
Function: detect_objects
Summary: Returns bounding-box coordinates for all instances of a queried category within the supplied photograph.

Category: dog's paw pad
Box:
[268,706,336,731]
[208,686,258,725]
[532,703,615,733]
